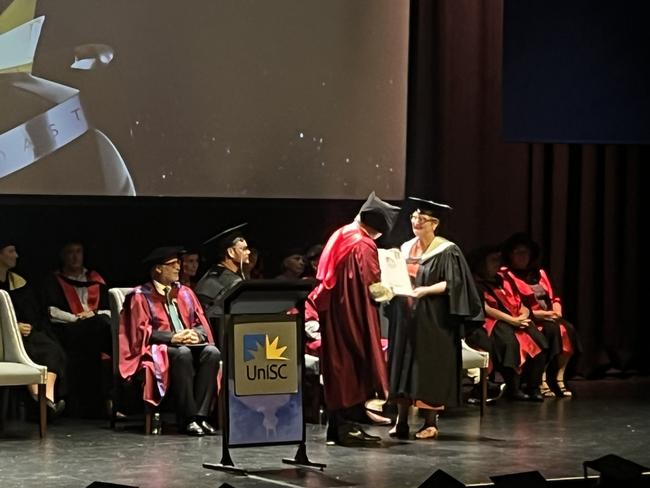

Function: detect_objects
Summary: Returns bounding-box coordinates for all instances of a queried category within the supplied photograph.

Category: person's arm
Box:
[48,305,78,324]
[150,329,173,344]
[412,281,447,298]
[485,303,530,328]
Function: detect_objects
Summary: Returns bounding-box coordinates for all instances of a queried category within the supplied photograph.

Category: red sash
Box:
[55,270,106,314]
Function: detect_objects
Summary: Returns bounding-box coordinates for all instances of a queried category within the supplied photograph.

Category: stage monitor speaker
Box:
[583,454,650,487]
[418,469,465,488]
[85,483,138,488]
[490,471,547,487]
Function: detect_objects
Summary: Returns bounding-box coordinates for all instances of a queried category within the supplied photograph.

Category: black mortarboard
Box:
[0,236,17,250]
[408,196,453,219]
[490,471,547,488]
[466,244,502,274]
[584,454,649,487]
[358,191,401,234]
[305,244,324,260]
[203,223,248,261]
[141,246,185,268]
[501,232,541,264]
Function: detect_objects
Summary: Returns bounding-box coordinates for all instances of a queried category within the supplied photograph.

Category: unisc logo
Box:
[243,334,289,381]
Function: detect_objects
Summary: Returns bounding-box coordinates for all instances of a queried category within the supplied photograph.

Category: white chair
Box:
[107,287,153,431]
[461,339,490,416]
[0,290,48,437]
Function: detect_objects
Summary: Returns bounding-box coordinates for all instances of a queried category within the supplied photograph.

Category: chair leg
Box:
[480,368,487,417]
[38,383,47,438]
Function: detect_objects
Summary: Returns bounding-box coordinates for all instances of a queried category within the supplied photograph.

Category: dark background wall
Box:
[3,0,649,377]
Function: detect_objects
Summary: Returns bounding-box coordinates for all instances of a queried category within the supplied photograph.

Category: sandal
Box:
[555,380,573,398]
[540,381,556,398]
[415,425,439,440]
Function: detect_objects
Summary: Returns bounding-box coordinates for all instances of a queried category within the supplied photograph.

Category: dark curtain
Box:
[406,0,649,376]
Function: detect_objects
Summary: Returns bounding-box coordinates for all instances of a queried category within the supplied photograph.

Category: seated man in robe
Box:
[119,246,220,436]
[40,240,112,417]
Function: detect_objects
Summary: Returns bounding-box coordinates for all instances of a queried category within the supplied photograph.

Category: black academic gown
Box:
[388,238,483,407]
[194,265,242,343]
[1,274,67,380]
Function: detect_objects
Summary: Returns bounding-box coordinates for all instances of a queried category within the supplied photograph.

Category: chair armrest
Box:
[0,290,48,378]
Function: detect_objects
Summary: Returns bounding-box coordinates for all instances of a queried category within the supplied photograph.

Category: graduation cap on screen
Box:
[408,196,453,219]
[141,246,186,269]
[583,454,650,487]
[490,471,547,488]
[358,191,401,234]
[202,223,248,262]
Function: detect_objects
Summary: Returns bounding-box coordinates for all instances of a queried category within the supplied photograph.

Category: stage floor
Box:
[1,377,649,488]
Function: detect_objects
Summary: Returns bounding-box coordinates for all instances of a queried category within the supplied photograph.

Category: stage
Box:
[1,377,649,488]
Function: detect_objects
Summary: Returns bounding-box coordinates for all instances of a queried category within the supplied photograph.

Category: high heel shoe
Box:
[539,381,556,398]
[555,380,573,398]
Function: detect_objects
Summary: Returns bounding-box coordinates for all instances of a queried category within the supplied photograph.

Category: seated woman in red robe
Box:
[501,233,582,398]
[467,245,548,401]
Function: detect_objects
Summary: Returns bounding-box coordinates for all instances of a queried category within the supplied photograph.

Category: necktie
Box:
[164,286,185,334]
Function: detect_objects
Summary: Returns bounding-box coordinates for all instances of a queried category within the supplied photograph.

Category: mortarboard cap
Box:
[358,191,401,234]
[142,246,185,269]
[305,244,324,260]
[0,235,17,250]
[203,223,248,261]
[490,471,547,488]
[501,232,541,264]
[408,196,453,219]
[584,454,650,487]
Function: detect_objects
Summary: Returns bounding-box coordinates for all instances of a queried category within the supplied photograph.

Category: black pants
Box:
[167,345,221,424]
[55,315,112,416]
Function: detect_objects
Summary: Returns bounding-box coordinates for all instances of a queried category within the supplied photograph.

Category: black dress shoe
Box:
[336,423,381,447]
[526,389,545,402]
[185,421,205,436]
[506,389,530,401]
[199,420,218,435]
[47,399,66,418]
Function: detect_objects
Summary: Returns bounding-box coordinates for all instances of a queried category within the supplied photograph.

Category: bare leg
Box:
[555,353,573,397]
[46,373,57,402]
[388,400,410,437]
[27,373,58,403]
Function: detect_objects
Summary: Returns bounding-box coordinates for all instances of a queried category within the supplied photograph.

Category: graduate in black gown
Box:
[40,240,113,416]
[194,224,250,341]
[387,198,483,439]
[0,239,66,416]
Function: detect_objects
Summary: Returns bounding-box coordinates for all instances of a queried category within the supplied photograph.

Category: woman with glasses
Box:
[386,198,482,439]
[500,233,581,398]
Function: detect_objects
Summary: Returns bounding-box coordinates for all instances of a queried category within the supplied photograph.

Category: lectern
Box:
[202,279,326,475]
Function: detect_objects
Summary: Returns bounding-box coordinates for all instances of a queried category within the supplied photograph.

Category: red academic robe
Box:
[481,273,543,368]
[118,282,214,406]
[502,268,573,355]
[311,223,388,410]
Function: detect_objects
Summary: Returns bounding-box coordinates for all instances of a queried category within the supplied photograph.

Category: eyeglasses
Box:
[410,213,436,223]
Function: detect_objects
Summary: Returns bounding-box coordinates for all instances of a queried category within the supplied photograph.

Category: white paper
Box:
[377,248,413,296]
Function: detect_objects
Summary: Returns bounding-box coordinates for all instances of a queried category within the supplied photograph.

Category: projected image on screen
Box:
[0,0,409,198]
